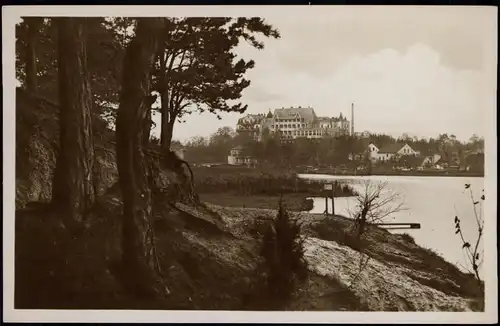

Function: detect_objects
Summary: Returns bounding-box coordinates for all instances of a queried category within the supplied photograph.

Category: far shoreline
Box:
[298,171,484,179]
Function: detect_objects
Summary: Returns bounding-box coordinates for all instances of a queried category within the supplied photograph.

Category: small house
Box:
[227,145,257,167]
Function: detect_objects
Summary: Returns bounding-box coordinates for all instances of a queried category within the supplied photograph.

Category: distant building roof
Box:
[378,143,404,154]
[399,155,428,167]
[237,114,265,125]
[232,145,244,151]
[274,106,317,122]
[407,143,430,156]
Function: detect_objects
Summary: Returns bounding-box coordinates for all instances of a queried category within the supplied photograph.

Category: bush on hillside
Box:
[193,168,356,197]
[259,199,308,302]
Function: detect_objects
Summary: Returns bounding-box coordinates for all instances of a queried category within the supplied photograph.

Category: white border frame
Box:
[2,5,498,323]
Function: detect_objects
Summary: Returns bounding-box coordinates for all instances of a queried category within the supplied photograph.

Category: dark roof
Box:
[407,143,431,156]
[378,143,404,154]
[274,107,317,122]
[398,155,428,166]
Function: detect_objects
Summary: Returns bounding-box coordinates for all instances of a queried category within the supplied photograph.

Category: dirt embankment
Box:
[209,205,483,311]
[14,88,482,311]
[15,88,193,210]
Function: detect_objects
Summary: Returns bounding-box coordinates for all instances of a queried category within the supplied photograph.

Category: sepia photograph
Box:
[2,5,497,324]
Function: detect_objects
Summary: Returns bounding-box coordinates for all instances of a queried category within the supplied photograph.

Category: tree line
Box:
[183,125,485,168]
[16,17,279,297]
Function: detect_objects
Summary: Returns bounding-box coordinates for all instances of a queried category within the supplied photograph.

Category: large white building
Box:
[236,106,350,142]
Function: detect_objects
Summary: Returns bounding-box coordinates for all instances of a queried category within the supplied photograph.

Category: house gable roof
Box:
[378,143,404,154]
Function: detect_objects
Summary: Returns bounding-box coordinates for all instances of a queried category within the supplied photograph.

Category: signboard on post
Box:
[323,183,336,216]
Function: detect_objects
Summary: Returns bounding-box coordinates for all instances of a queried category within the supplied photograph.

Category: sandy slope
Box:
[209,204,479,311]
[304,237,473,311]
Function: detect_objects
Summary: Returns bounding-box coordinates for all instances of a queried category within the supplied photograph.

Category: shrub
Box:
[453,184,485,300]
[193,167,356,198]
[300,198,314,211]
[259,199,308,302]
[400,233,416,245]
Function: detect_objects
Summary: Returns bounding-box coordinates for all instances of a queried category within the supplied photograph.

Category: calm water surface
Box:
[299,174,485,274]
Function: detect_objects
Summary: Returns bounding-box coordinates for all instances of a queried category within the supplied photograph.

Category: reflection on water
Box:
[300,174,485,274]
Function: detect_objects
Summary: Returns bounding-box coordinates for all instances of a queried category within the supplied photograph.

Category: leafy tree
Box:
[51,18,96,224]
[186,135,208,148]
[16,18,58,98]
[293,138,316,165]
[16,17,125,121]
[19,17,44,93]
[209,126,235,147]
[232,130,255,147]
[467,134,484,153]
[207,126,236,161]
[152,17,280,149]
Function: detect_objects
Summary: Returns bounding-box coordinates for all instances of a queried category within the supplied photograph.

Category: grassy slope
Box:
[199,193,309,212]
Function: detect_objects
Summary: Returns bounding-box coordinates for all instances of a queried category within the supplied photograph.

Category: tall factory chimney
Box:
[351,102,354,136]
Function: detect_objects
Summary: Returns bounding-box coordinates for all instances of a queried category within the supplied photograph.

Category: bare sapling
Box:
[454,184,484,294]
[346,180,406,287]
[349,180,407,241]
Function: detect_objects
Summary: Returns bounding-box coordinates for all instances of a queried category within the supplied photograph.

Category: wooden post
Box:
[324,195,329,215]
[331,181,336,215]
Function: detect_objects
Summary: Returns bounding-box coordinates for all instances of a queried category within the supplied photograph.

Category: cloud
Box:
[273,6,488,76]
[314,43,486,140]
[242,85,283,103]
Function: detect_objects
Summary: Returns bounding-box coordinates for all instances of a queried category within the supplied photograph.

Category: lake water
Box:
[298,174,485,274]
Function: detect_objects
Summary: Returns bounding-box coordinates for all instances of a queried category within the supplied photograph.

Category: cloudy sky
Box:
[148,6,496,143]
[9,6,495,143]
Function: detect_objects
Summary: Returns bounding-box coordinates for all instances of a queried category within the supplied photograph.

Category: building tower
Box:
[351,102,354,136]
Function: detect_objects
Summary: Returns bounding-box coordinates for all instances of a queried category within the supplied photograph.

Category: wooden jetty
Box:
[371,222,421,230]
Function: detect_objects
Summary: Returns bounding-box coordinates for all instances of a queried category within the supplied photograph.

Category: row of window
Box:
[276,130,347,137]
[274,118,304,123]
[280,130,325,136]
[272,124,348,129]
[272,124,307,129]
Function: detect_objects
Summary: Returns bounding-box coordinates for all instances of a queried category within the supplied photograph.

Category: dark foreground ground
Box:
[15,189,484,311]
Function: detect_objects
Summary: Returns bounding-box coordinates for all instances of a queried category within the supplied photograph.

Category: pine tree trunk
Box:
[143,108,153,146]
[115,18,163,287]
[51,18,95,223]
[160,99,174,150]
